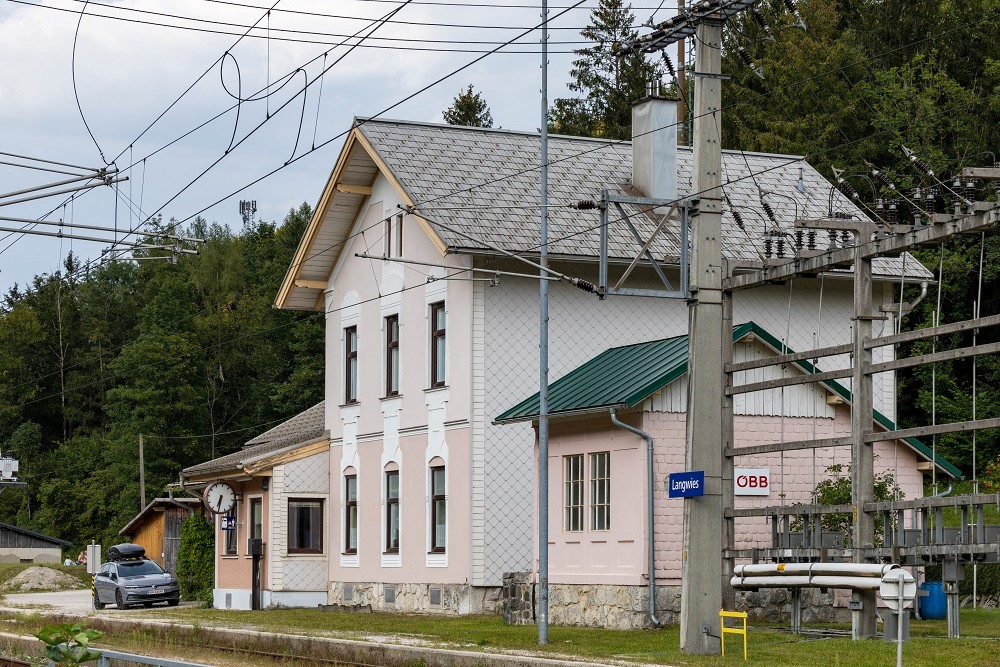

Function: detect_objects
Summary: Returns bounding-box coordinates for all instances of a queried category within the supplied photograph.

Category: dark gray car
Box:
[92,558,180,609]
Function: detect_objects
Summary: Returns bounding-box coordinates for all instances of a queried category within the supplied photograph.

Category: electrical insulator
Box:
[736,46,764,79]
[776,237,786,258]
[902,145,935,177]
[761,200,777,223]
[572,278,597,293]
[828,230,837,249]
[751,8,776,41]
[837,177,861,201]
[661,51,677,84]
[952,177,963,215]
[869,165,896,192]
[840,230,851,247]
[966,180,976,206]
[794,229,804,249]
[807,231,817,250]
[574,200,597,210]
[732,209,746,230]
[888,200,898,224]
[782,0,807,29]
[764,237,773,258]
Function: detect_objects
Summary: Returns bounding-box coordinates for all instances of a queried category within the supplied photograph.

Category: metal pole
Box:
[139,433,146,512]
[851,225,877,639]
[537,0,550,646]
[677,0,687,146]
[680,14,724,655]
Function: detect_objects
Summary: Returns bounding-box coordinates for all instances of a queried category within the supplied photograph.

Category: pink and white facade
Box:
[502,329,951,628]
[270,116,935,615]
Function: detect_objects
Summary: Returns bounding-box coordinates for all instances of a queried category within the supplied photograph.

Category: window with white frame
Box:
[344,473,358,554]
[385,469,400,553]
[385,315,400,396]
[590,452,610,531]
[429,301,446,388]
[430,465,446,552]
[564,455,584,532]
[382,214,404,258]
[345,326,358,403]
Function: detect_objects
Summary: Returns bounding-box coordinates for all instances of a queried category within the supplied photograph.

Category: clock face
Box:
[204,482,236,514]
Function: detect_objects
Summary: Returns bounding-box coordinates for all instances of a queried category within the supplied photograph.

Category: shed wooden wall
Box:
[0,528,61,549]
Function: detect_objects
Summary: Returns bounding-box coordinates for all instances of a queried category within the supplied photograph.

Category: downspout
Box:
[609,407,660,626]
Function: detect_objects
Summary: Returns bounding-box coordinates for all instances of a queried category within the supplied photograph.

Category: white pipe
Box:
[735,563,899,578]
[608,408,660,627]
[730,575,885,590]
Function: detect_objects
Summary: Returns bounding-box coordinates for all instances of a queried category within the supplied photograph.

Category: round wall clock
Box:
[203,481,237,514]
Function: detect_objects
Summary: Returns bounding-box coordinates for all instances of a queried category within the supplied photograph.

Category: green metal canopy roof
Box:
[494,321,962,479]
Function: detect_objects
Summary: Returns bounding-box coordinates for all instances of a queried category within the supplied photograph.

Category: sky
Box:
[0,0,674,294]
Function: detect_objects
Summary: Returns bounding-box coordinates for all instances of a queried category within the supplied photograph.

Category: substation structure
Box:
[724,186,1000,641]
[614,0,1000,651]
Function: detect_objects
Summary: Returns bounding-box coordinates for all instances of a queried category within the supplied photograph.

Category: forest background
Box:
[2,0,1000,550]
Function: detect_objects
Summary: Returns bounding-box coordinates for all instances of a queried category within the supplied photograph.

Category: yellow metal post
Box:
[720,609,748,660]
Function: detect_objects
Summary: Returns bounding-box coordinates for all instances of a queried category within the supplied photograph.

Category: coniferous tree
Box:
[549,0,659,139]
[443,85,494,127]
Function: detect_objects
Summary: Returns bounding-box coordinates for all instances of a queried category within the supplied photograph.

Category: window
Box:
[430,465,446,552]
[250,497,263,545]
[395,214,404,257]
[288,499,323,554]
[345,326,358,403]
[344,475,358,554]
[385,470,400,553]
[430,302,446,387]
[224,505,238,555]
[383,214,404,258]
[590,452,610,531]
[564,455,584,532]
[385,315,400,396]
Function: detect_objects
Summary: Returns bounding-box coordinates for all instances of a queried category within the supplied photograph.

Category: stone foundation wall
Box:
[501,576,849,629]
[328,582,502,615]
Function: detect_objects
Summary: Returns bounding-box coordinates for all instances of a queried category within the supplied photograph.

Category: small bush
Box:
[176,513,214,602]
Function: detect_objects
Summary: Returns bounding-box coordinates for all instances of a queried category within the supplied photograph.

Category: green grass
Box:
[115,606,1000,666]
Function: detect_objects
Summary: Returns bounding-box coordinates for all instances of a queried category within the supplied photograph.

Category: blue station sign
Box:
[667,470,705,498]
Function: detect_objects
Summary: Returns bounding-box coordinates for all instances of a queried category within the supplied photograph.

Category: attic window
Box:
[383,214,404,259]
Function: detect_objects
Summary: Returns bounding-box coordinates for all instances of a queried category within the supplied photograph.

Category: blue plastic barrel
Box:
[919,581,946,620]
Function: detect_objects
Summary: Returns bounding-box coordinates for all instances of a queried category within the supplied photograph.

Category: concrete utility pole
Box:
[680,15,725,654]
[677,0,687,146]
[850,224,877,639]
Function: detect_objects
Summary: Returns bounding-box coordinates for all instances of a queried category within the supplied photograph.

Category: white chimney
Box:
[632,81,678,214]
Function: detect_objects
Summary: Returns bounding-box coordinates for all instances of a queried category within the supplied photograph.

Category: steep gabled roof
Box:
[276,118,931,310]
[181,401,326,479]
[119,496,201,536]
[495,322,961,479]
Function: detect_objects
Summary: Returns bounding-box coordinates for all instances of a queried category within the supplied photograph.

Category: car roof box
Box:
[107,543,145,561]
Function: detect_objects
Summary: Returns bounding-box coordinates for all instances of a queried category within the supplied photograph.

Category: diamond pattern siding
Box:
[285,451,330,493]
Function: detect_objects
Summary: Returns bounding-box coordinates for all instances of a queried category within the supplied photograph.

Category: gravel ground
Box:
[1,589,197,614]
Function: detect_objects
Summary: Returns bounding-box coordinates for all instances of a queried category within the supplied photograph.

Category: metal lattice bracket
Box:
[597,190,692,300]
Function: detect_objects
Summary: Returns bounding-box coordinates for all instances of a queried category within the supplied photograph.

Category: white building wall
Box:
[269,451,330,597]
[475,265,895,586]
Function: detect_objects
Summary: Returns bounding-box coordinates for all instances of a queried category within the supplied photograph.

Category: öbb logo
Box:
[734,468,770,496]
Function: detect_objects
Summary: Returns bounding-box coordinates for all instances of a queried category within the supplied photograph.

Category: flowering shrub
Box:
[981,458,1000,492]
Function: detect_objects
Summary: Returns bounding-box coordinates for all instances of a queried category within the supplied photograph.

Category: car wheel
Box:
[167,599,179,607]
[92,592,105,610]
[115,589,127,610]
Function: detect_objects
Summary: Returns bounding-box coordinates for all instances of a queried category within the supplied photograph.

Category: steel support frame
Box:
[598,191,690,299]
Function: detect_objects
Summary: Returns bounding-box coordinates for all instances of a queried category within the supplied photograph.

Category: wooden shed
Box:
[119,496,201,574]
[0,522,71,563]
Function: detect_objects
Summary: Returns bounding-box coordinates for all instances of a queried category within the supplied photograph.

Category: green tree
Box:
[549,0,659,139]
[443,85,494,127]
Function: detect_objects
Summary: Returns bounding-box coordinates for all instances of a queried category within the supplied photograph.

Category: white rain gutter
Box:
[608,407,660,626]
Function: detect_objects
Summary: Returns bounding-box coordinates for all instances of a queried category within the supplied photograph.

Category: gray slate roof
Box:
[181,401,326,478]
[358,118,931,280]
